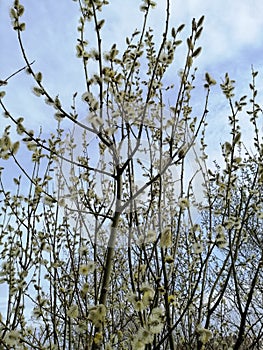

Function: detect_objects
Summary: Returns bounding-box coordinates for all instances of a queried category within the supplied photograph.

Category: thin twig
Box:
[0,60,35,85]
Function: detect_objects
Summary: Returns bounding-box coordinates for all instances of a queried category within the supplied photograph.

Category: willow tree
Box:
[1,0,263,349]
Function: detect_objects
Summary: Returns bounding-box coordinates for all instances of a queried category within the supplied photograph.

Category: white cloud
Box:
[166,0,263,67]
[1,0,263,139]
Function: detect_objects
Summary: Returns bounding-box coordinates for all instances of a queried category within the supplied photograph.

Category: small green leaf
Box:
[19,22,26,31]
[76,44,83,58]
[233,132,241,145]
[197,15,205,27]
[13,177,20,185]
[187,38,193,50]
[35,72,42,83]
[0,91,6,99]
[205,72,216,86]
[14,0,20,10]
[192,46,202,58]
[11,141,20,154]
[32,86,44,96]
[1,135,11,150]
[54,95,61,109]
[187,56,193,67]
[177,24,185,33]
[140,5,147,12]
[174,40,182,46]
[16,123,25,135]
[195,27,203,40]
[10,8,17,19]
[17,4,24,17]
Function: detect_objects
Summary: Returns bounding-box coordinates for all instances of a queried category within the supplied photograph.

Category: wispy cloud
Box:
[0,0,262,138]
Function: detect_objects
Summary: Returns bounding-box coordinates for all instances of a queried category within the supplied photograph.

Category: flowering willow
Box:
[0,1,263,350]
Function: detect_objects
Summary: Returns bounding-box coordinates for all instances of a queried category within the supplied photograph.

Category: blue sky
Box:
[0,0,263,211]
[1,0,262,126]
[0,0,263,315]
[0,0,263,183]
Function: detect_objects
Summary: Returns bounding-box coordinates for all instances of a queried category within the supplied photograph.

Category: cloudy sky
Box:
[0,0,263,314]
[0,0,262,204]
[1,0,262,122]
[0,0,262,186]
[0,0,263,177]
